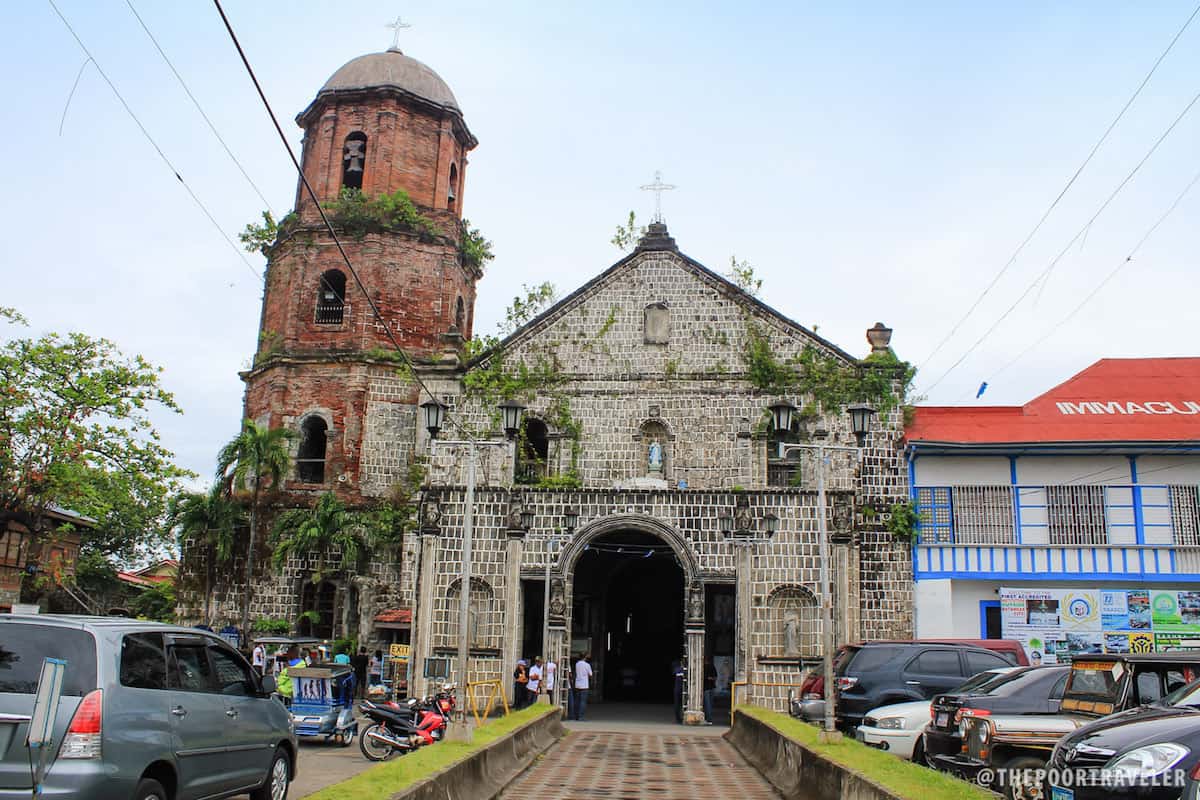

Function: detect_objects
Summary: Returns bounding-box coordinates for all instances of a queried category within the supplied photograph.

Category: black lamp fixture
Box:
[420,400,446,438]
[847,403,877,447]
[520,507,536,531]
[768,402,795,434]
[498,400,526,440]
[563,508,579,533]
[763,512,780,535]
[718,512,733,536]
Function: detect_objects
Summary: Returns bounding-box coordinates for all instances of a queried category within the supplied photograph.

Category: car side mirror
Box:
[261,675,277,695]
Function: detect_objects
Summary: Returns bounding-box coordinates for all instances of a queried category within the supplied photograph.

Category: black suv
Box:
[835,641,1014,729]
[926,665,1069,765]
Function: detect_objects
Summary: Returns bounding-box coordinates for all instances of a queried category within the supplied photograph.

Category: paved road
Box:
[233,734,376,799]
[499,729,782,799]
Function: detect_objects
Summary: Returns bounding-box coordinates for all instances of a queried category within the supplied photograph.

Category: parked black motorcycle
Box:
[358,685,456,761]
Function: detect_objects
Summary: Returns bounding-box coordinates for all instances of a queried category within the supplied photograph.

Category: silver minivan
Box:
[0,615,296,800]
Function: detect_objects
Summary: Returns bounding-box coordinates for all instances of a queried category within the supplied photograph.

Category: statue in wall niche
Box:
[549,579,566,617]
[648,438,664,475]
[783,610,800,656]
[420,495,442,533]
[688,583,704,621]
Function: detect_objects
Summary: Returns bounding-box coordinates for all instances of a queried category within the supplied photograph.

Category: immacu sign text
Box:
[1056,401,1200,415]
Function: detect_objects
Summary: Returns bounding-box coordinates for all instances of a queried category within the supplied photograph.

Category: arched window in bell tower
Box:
[297,416,328,483]
[342,132,367,191]
[447,163,458,211]
[455,296,465,332]
[316,270,346,324]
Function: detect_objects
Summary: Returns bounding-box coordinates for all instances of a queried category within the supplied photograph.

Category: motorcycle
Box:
[358,684,457,761]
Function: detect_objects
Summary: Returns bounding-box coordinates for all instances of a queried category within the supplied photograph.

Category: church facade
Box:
[180,45,914,718]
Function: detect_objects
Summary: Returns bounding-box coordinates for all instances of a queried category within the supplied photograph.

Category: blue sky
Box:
[3,1,1199,482]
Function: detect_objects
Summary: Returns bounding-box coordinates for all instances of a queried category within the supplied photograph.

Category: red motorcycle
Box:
[358,684,456,761]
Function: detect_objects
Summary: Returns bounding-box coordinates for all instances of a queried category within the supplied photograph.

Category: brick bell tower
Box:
[242,46,478,501]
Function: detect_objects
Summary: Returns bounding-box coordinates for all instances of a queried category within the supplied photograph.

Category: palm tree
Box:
[216,419,295,642]
[271,491,364,581]
[169,485,243,627]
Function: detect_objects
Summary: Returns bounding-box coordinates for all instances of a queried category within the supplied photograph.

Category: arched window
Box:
[447,162,458,211]
[516,418,549,484]
[315,270,346,324]
[342,132,367,191]
[297,416,328,483]
[447,578,494,648]
[454,296,465,332]
[644,303,669,344]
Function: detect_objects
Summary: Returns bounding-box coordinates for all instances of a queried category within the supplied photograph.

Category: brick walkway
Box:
[500,730,782,799]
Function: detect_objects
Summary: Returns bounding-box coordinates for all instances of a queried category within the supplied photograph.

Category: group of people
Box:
[513,653,594,720]
[246,641,391,705]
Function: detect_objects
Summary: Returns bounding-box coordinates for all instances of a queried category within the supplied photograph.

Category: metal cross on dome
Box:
[640,170,676,224]
[385,15,412,51]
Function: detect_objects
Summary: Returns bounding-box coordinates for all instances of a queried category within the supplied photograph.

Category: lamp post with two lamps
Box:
[768,402,875,737]
[420,397,528,742]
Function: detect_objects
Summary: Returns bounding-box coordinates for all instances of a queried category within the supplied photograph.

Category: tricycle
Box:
[288,664,359,746]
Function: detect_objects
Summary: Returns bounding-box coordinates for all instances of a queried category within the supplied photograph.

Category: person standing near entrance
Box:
[512,659,529,709]
[544,657,556,703]
[528,657,543,706]
[251,642,266,677]
[351,647,369,698]
[572,653,593,721]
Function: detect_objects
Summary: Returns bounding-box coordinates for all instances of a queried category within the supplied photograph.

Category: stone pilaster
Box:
[413,530,440,698]
[502,530,526,698]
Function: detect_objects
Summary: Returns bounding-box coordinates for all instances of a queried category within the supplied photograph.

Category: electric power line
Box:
[920,2,1200,369]
[45,0,262,284]
[125,0,277,216]
[988,164,1200,383]
[210,0,465,436]
[922,86,1200,395]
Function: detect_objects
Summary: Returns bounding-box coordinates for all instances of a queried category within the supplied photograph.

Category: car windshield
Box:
[0,624,98,697]
[1163,678,1200,707]
[1061,660,1122,714]
[950,669,1012,694]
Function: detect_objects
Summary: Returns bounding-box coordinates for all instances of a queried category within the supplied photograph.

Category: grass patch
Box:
[306,704,559,800]
[737,706,993,800]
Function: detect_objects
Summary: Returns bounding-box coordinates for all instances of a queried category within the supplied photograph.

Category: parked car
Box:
[942,653,1200,800]
[856,667,1018,761]
[926,665,1069,765]
[0,614,297,800]
[835,641,1018,729]
[1046,676,1200,800]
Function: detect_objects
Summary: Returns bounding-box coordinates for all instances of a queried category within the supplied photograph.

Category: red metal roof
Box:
[908,358,1200,446]
[374,608,412,625]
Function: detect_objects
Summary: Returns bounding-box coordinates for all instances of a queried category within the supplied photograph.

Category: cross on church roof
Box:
[386,15,412,52]
[640,170,676,224]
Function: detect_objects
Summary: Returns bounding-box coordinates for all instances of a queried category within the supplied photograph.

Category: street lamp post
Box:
[541,508,577,704]
[769,402,875,737]
[421,398,526,742]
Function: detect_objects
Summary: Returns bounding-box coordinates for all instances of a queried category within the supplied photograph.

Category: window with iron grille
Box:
[916,487,954,543]
[1047,485,1106,545]
[1171,486,1200,547]
[953,486,1016,544]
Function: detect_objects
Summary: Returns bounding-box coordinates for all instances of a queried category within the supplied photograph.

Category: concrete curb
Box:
[726,713,904,800]
[390,708,566,800]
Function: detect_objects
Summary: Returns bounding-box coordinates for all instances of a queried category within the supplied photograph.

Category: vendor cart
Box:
[288,664,358,746]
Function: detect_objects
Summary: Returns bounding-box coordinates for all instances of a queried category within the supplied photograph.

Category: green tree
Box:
[169,485,244,626]
[611,210,646,251]
[216,420,295,641]
[726,256,762,297]
[129,580,177,622]
[270,491,361,581]
[0,307,189,577]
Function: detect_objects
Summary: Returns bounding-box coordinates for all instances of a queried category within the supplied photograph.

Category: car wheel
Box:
[249,747,290,800]
[1002,756,1046,800]
[133,778,167,800]
[911,735,925,765]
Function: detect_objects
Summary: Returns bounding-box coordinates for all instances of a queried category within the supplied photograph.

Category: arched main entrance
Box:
[566,527,688,705]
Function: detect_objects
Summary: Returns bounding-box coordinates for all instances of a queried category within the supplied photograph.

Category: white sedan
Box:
[855,700,932,761]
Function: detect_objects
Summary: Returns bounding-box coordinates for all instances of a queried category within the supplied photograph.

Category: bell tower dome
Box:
[241,47,481,500]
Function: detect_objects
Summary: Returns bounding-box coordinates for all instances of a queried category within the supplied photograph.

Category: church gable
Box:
[488,247,858,383]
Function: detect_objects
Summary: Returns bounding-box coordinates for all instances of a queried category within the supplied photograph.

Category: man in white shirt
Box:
[572,653,593,721]
[528,657,542,706]
[544,659,557,702]
[251,643,266,676]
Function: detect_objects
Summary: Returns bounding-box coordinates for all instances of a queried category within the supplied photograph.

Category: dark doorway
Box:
[571,531,684,703]
[982,601,1002,639]
[521,578,545,661]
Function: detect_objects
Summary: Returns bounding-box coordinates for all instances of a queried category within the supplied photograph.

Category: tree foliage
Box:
[129,580,176,622]
[726,256,762,297]
[0,308,189,562]
[169,485,244,626]
[611,210,646,251]
[459,220,495,272]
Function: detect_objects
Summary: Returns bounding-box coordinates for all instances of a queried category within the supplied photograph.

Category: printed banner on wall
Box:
[1002,588,1200,663]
